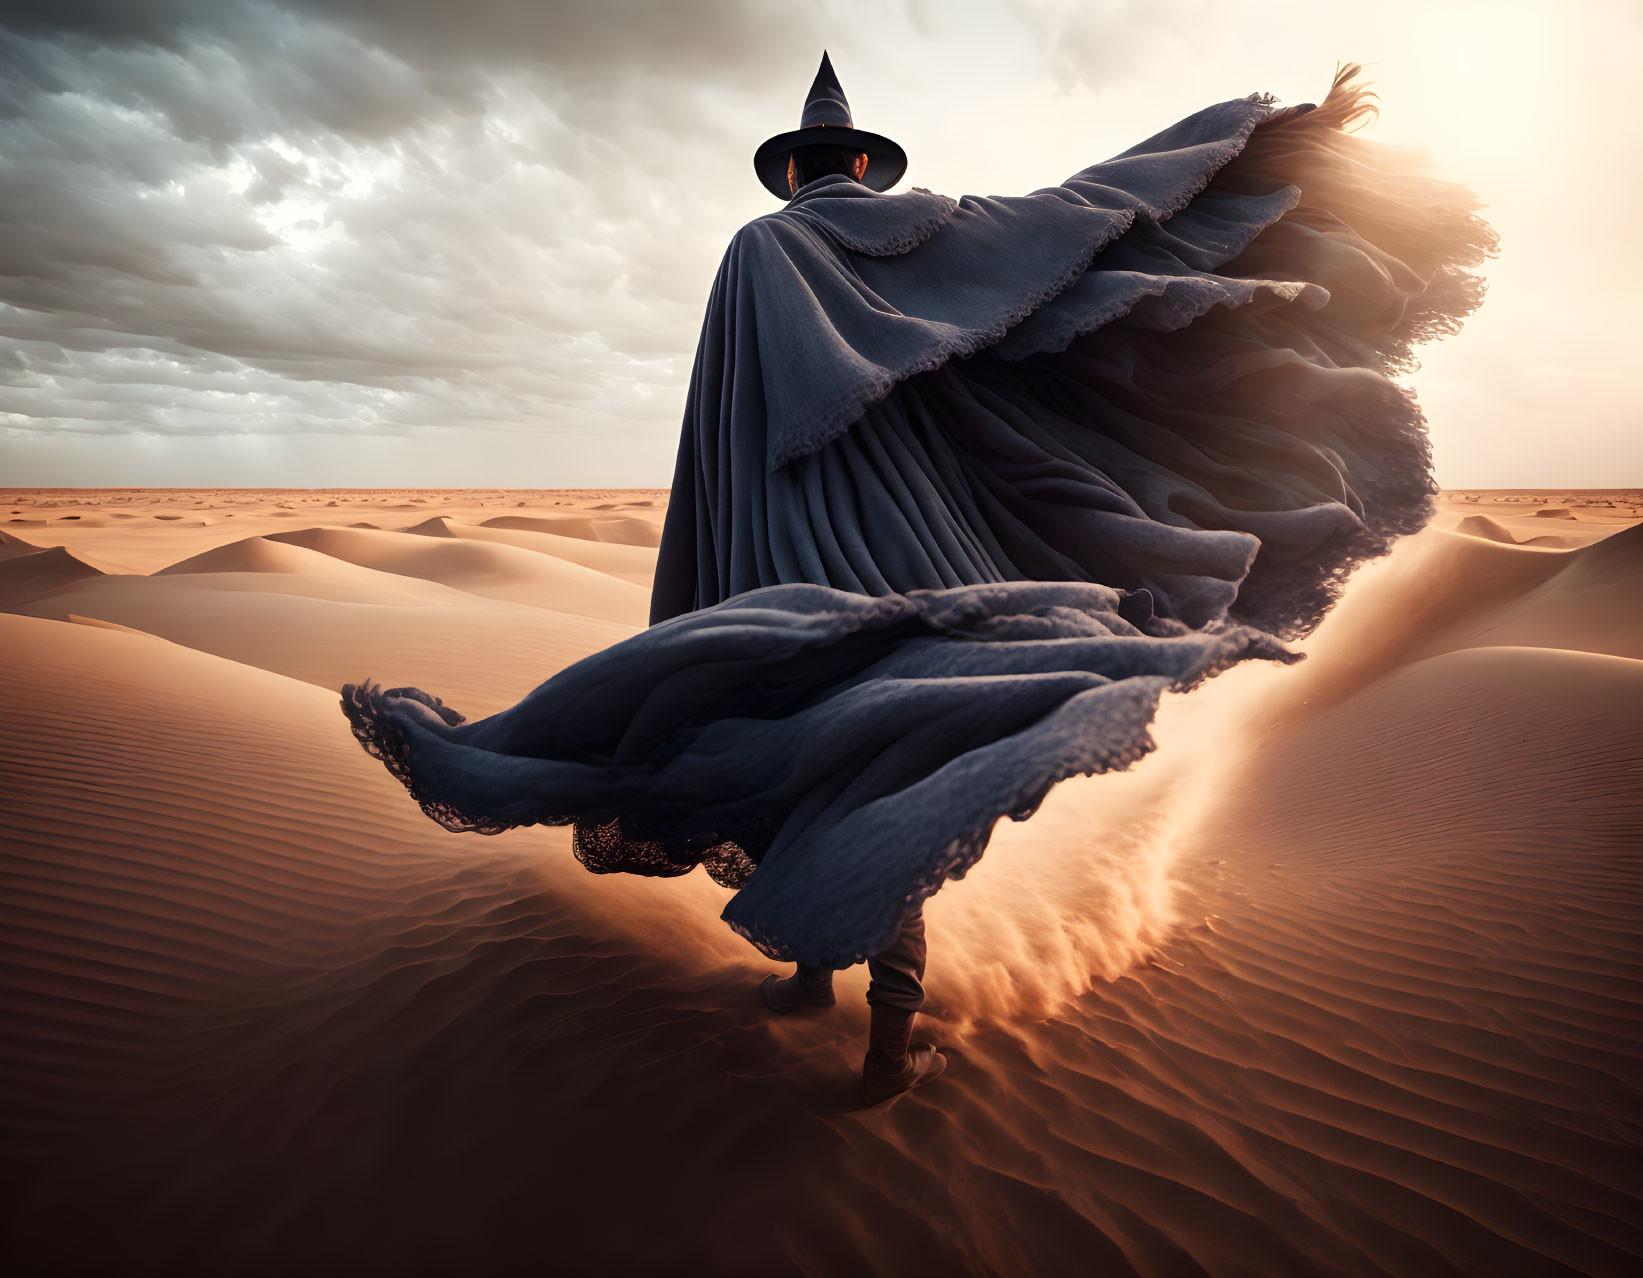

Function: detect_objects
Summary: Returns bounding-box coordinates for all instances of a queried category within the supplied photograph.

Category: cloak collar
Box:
[778,175,957,258]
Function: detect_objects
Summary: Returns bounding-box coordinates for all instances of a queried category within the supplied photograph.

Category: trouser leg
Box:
[863,906,930,1079]
[866,906,927,1014]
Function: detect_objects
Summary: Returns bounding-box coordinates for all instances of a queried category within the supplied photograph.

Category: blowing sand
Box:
[2,487,1640,1276]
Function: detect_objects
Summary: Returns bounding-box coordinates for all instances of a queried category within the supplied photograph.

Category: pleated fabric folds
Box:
[344,583,1296,966]
[651,68,1497,637]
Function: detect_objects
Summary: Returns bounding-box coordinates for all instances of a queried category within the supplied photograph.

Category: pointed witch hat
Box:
[753,51,908,200]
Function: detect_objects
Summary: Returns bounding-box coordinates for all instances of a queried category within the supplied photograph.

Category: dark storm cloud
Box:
[0,0,848,448]
[1,1,819,143]
[0,1,210,50]
[0,4,473,150]
[2,0,812,69]
[3,1,1631,490]
[292,0,818,81]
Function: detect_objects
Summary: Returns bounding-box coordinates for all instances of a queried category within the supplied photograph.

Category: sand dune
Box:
[1,489,1639,1277]
[1411,522,1643,662]
[0,528,45,559]
[1457,522,1643,660]
[404,515,658,586]
[0,489,669,575]
[1148,642,1643,1269]
[13,570,637,719]
[66,613,157,637]
[0,544,108,608]
[157,531,427,580]
[266,525,650,624]
[1436,491,1637,549]
[0,613,567,1126]
[481,512,663,547]
[1454,513,1577,548]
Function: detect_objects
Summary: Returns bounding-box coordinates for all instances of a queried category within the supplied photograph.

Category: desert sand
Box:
[2,486,1640,1276]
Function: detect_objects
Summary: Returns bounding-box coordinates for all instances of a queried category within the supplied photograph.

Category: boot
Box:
[760,965,836,1014]
[860,1002,946,1105]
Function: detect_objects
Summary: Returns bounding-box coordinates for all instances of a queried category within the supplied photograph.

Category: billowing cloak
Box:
[343,70,1497,969]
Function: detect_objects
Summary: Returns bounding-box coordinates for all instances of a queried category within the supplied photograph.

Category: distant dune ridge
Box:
[1,487,1640,1276]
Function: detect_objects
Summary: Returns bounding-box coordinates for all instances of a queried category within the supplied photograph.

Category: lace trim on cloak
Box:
[339,615,1297,965]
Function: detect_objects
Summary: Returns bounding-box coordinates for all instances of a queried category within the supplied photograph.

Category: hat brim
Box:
[753,126,908,201]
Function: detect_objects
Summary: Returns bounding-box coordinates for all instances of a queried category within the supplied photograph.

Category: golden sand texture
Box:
[2,488,1640,1275]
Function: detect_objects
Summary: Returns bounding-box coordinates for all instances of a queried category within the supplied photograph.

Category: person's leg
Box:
[865,906,927,1014]
[861,906,945,1103]
[760,961,836,1014]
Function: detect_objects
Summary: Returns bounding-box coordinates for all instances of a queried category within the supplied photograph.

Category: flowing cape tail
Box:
[343,584,1295,967]
[342,68,1495,967]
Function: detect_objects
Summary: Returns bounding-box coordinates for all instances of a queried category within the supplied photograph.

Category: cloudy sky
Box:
[1,0,1636,488]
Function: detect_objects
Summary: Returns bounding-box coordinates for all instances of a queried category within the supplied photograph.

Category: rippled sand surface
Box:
[3,487,1640,1276]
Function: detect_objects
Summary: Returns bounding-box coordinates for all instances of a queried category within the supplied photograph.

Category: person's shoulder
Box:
[719,208,803,266]
[700,208,823,306]
[720,189,854,261]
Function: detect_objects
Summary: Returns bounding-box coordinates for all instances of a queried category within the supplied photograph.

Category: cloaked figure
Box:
[342,53,1497,1104]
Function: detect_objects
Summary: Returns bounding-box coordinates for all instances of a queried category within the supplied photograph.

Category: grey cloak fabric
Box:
[342,70,1497,969]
